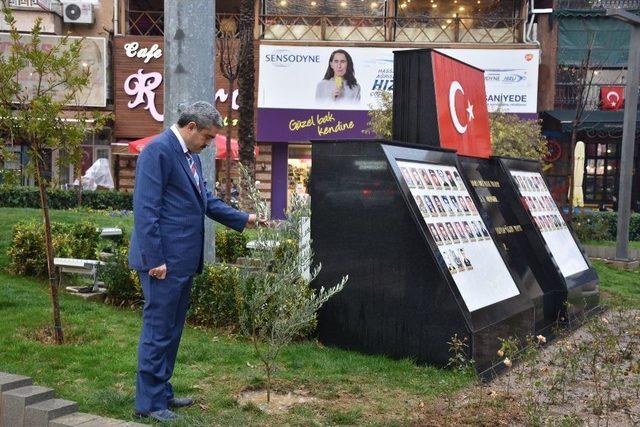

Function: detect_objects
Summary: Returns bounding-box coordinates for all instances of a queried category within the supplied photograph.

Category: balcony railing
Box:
[7,0,41,8]
[126,12,524,44]
[128,10,164,36]
[555,0,640,9]
[259,14,524,43]
[555,82,640,110]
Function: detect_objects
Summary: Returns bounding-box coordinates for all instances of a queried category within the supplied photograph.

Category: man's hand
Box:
[148,264,167,280]
[246,213,268,229]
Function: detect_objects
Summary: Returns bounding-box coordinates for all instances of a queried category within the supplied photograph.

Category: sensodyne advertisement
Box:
[397,160,520,312]
[258,45,539,141]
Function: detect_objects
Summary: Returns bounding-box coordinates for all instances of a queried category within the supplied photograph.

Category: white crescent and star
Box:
[448,81,474,134]
[606,91,620,107]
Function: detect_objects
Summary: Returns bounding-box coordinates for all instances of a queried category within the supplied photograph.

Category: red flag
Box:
[432,52,492,158]
[600,86,624,111]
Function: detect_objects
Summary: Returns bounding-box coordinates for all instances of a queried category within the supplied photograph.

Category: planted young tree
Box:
[217,23,240,204]
[237,166,348,403]
[0,3,107,343]
[365,91,548,161]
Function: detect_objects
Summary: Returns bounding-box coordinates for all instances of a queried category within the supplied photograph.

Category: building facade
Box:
[538,0,640,210]
[3,0,548,219]
[1,0,113,187]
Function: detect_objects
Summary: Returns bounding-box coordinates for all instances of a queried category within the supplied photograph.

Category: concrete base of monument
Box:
[64,286,107,302]
[601,258,640,271]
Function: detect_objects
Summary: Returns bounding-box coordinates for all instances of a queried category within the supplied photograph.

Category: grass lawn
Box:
[0,208,638,425]
[0,208,471,425]
[592,260,640,307]
[583,239,640,249]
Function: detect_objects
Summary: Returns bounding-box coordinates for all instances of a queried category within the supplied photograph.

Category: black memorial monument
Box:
[309,48,598,373]
[311,140,534,375]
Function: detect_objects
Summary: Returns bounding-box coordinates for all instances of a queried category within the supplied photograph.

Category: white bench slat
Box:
[54,258,104,268]
[98,227,122,237]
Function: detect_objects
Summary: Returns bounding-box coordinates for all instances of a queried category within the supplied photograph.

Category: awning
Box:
[557,16,632,67]
[127,134,258,160]
[541,110,640,133]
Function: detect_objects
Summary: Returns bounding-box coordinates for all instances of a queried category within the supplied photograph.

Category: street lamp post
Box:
[164,1,218,263]
[606,9,640,261]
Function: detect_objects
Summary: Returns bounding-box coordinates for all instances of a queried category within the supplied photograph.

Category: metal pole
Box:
[164,0,218,263]
[615,23,640,260]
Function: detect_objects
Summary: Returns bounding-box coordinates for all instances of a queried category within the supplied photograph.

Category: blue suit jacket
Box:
[128,128,249,275]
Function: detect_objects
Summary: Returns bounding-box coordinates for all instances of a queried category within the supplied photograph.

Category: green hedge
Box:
[215,228,249,263]
[189,263,241,328]
[7,220,101,277]
[99,246,142,307]
[0,185,133,210]
[571,211,640,242]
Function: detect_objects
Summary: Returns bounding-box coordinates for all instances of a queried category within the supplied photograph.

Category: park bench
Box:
[53,258,105,293]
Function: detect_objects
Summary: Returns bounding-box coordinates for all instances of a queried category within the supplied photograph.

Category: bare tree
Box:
[217,23,240,204]
[237,0,257,209]
[564,35,598,221]
[561,34,622,220]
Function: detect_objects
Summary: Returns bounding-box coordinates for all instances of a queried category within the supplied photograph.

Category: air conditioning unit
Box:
[62,1,94,24]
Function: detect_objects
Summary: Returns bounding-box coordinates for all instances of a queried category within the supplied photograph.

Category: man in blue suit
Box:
[129,101,258,422]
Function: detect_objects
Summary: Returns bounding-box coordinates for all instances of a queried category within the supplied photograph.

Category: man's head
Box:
[176,101,224,153]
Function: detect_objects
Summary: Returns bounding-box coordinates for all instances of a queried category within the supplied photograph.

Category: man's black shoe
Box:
[168,397,195,408]
[134,409,181,422]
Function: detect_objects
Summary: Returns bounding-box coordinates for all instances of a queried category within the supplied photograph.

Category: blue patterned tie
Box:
[185,152,201,192]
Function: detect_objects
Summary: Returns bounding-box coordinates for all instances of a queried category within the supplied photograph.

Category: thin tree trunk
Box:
[35,154,64,344]
[238,0,256,210]
[266,366,271,403]
[225,79,233,204]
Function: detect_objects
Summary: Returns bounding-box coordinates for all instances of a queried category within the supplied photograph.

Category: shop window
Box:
[264,0,386,16]
[584,141,619,205]
[287,144,311,207]
[394,0,522,43]
[396,0,519,18]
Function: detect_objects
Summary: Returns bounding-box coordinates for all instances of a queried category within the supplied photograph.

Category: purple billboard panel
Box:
[257,108,375,142]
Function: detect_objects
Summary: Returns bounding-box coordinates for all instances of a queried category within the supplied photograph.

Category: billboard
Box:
[257,45,539,142]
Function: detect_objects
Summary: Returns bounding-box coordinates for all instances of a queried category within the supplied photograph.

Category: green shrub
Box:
[189,263,241,328]
[571,211,640,242]
[215,228,249,263]
[7,220,100,277]
[0,185,133,210]
[572,213,612,242]
[99,246,142,307]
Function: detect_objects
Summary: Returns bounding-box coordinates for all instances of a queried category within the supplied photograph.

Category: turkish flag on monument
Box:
[600,86,624,111]
[432,52,492,158]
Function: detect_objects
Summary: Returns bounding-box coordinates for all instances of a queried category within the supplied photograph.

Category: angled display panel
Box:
[497,157,599,318]
[510,170,589,278]
[396,160,519,312]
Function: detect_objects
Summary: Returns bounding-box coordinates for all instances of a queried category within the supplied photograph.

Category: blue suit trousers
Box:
[135,271,193,413]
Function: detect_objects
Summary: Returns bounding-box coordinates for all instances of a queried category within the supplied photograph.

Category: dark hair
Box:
[322,49,358,89]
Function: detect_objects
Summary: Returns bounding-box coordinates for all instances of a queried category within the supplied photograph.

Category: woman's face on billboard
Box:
[330,53,348,77]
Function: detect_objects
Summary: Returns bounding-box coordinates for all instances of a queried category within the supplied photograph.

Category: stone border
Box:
[0,372,146,427]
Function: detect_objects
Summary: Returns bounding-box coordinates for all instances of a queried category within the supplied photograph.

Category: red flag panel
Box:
[432,52,492,159]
